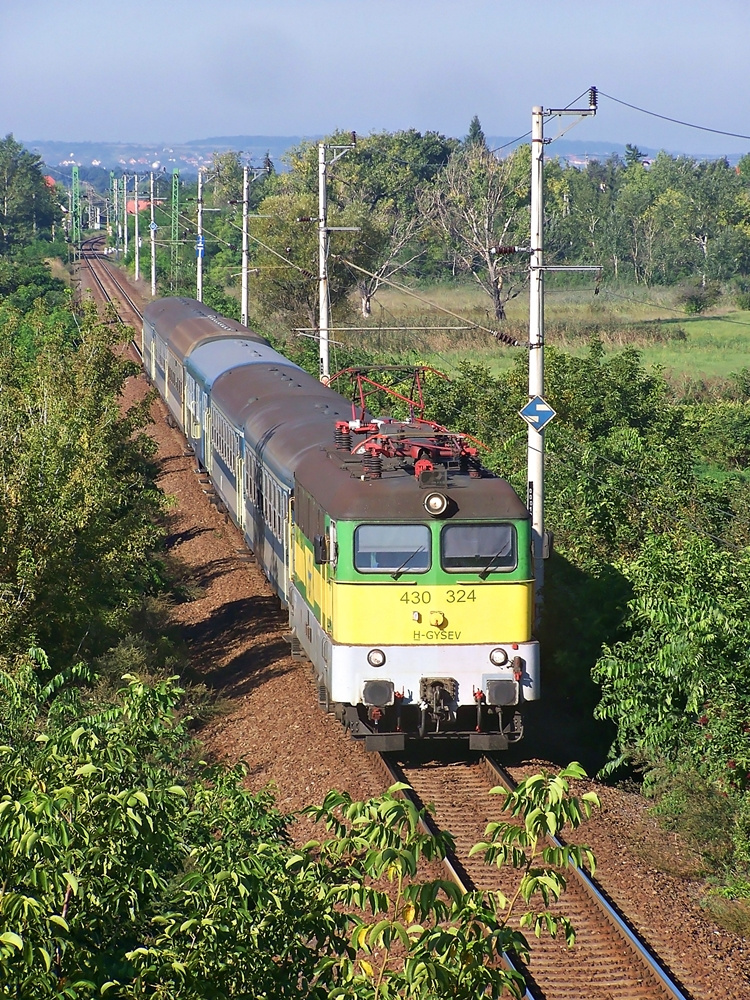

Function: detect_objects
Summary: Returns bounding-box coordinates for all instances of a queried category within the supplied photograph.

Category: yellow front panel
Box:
[332,581,533,645]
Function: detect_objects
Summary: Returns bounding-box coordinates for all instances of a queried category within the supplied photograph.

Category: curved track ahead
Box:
[374,754,693,1000]
[79,238,143,355]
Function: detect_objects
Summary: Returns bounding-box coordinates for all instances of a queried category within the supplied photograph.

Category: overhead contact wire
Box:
[598,91,750,141]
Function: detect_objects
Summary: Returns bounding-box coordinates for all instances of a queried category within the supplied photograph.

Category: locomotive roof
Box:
[143,297,267,362]
[295,447,529,522]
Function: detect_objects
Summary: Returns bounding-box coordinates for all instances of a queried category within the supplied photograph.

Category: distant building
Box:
[126,199,164,214]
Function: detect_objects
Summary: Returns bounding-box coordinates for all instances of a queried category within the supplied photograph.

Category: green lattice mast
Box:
[71,165,81,247]
[171,168,180,289]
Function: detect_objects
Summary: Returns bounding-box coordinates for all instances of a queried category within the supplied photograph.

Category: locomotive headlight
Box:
[423,491,448,517]
[367,648,387,668]
[489,647,509,666]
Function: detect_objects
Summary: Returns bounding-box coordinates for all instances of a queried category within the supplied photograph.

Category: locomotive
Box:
[142,298,539,751]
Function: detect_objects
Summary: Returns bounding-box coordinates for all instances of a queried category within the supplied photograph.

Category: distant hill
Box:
[24,136,309,176]
[25,133,743,179]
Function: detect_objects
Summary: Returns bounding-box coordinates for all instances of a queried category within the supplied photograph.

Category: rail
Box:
[79,239,143,358]
[374,752,693,1000]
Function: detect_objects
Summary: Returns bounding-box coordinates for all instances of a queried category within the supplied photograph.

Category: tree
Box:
[464,115,487,150]
[593,533,750,778]
[0,669,351,999]
[0,301,164,663]
[210,150,244,205]
[249,189,387,327]
[421,144,530,321]
[285,130,458,218]
[353,214,423,317]
[266,130,459,317]
[0,135,59,251]
[624,144,647,168]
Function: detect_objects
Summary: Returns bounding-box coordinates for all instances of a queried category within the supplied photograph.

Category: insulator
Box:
[363,454,383,479]
[589,86,598,110]
[490,245,517,255]
[492,329,520,347]
[334,428,352,450]
[468,459,482,479]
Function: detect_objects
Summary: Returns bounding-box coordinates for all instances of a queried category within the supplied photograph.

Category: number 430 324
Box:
[399,589,476,604]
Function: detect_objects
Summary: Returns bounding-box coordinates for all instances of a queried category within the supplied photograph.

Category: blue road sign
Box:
[519,395,557,431]
[196,247,204,259]
[149,221,158,231]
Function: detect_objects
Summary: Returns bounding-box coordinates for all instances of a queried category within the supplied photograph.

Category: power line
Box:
[597,286,750,330]
[598,90,750,142]
[334,256,524,345]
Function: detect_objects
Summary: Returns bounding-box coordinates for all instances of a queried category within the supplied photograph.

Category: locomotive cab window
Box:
[354,524,431,574]
[440,523,517,574]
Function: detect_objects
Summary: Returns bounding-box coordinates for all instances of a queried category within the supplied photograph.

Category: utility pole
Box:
[134,174,140,280]
[122,176,128,259]
[196,168,204,302]
[150,171,157,297]
[235,162,271,326]
[317,137,356,381]
[241,164,249,326]
[170,168,179,289]
[527,88,598,615]
[108,171,115,242]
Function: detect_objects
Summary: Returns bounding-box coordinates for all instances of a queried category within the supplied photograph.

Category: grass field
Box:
[338,281,750,388]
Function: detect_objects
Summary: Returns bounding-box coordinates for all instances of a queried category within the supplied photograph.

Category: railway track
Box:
[373,753,692,1000]
[79,238,144,354]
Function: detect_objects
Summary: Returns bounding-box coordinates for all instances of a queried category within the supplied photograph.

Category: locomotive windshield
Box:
[354,524,431,573]
[440,523,517,573]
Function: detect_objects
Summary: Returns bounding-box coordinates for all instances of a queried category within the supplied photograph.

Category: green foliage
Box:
[464,116,487,151]
[684,400,750,471]
[0,300,165,663]
[0,671,316,999]
[285,129,458,218]
[305,765,598,999]
[420,144,530,320]
[593,533,750,766]
[675,280,721,314]
[472,763,599,945]
[0,658,598,999]
[646,767,735,869]
[0,135,61,251]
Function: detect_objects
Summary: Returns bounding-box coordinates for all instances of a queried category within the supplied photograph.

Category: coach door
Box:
[184,373,208,466]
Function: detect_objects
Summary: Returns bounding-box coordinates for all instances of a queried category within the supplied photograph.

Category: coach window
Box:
[354,524,431,574]
[440,523,517,574]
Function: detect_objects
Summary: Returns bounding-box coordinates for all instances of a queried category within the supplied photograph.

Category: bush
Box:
[675,280,721,314]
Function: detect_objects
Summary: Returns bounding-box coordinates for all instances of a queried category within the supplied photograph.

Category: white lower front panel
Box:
[288,584,539,707]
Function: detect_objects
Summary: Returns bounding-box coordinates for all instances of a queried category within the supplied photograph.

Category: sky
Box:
[3,0,750,158]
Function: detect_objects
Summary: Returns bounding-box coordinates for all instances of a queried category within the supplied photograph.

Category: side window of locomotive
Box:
[440,523,517,574]
[354,524,431,574]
